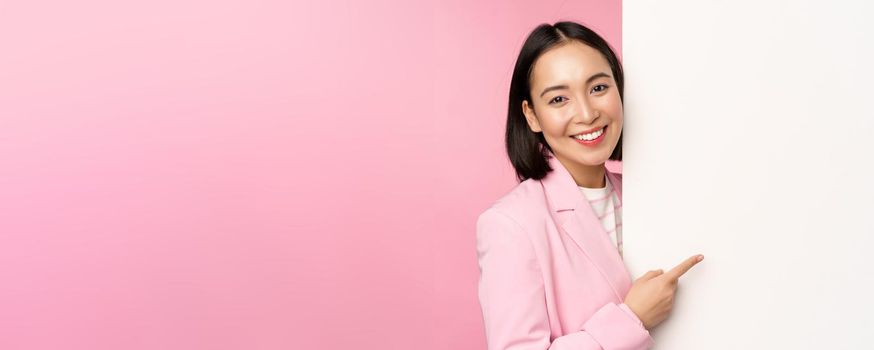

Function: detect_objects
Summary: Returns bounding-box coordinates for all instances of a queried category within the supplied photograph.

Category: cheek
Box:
[539,111,570,137]
[604,95,623,122]
[613,106,624,124]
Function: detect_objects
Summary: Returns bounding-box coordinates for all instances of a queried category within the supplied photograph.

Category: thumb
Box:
[637,269,664,282]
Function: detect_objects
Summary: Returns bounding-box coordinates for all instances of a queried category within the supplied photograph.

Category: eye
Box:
[591,84,609,94]
[549,96,567,104]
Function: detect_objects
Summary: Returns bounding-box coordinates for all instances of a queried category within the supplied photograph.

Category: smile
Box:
[570,125,607,146]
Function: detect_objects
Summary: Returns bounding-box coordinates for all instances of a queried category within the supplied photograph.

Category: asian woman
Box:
[475,21,704,350]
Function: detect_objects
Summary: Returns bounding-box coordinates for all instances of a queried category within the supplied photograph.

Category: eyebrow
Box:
[539,72,612,98]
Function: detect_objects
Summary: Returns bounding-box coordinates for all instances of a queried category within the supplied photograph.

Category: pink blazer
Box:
[475,153,654,350]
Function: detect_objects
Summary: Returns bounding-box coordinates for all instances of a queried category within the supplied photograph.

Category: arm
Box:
[476,208,654,350]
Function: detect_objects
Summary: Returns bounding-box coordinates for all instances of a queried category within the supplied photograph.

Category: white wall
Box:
[623,1,874,348]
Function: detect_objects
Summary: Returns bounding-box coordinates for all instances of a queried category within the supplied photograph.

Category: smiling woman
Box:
[475,21,703,350]
[520,39,623,189]
[505,22,625,187]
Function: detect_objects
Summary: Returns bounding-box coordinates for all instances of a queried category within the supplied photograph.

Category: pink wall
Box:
[0,0,621,349]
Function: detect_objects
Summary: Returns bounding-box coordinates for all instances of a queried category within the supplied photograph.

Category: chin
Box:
[575,155,610,167]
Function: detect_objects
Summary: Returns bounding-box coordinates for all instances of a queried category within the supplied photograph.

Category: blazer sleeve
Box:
[476,208,654,350]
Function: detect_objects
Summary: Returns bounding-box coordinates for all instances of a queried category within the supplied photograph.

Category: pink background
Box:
[0,0,620,348]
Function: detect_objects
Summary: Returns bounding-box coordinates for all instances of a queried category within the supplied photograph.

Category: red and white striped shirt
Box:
[578,174,623,258]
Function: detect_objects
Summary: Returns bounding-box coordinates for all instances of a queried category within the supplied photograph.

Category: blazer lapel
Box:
[540,153,631,301]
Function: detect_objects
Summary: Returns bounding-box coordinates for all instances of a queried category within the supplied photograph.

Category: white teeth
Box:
[574,127,605,141]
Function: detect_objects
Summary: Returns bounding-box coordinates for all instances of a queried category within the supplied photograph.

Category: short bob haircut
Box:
[506,21,624,182]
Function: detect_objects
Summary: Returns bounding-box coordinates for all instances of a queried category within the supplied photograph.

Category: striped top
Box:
[577,174,623,258]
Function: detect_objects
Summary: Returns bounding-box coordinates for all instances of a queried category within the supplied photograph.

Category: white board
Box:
[622,1,874,348]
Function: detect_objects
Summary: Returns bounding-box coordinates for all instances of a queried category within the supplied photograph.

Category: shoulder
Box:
[607,167,622,190]
[475,179,549,270]
[476,178,549,238]
[608,167,623,181]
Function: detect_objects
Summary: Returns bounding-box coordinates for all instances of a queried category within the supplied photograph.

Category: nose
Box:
[574,97,599,124]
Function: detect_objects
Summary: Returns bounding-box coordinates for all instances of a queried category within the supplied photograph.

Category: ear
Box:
[522,100,542,133]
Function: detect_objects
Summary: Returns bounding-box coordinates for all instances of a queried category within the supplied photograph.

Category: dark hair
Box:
[506,21,624,182]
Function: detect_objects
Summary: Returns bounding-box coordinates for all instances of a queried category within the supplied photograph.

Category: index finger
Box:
[665,254,704,281]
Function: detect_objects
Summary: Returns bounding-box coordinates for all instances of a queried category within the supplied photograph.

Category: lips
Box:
[571,125,607,136]
[570,125,607,147]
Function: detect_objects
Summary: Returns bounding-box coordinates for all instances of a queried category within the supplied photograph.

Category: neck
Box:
[557,155,607,188]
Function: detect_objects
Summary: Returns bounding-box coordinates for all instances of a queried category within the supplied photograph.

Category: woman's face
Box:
[522,40,623,171]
